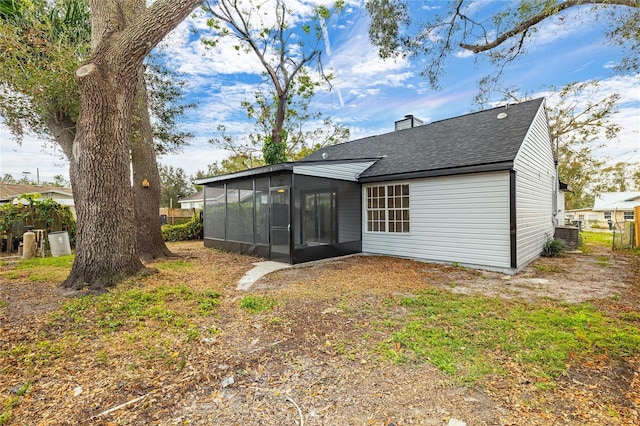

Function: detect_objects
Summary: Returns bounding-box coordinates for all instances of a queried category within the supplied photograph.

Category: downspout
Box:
[510,170,517,269]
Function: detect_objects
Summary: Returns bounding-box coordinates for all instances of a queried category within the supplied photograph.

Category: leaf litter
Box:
[0,241,638,425]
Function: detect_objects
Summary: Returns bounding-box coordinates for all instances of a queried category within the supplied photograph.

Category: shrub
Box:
[0,195,76,248]
[162,212,202,242]
[542,238,565,257]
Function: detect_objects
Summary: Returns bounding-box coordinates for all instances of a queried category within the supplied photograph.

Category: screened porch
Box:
[201,168,362,264]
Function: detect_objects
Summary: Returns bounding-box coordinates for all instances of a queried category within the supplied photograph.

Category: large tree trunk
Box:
[131,67,173,261]
[62,0,202,291]
[64,59,145,291]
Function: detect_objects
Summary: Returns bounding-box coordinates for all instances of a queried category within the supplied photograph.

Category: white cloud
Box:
[454,49,474,59]
[159,143,228,177]
[0,126,69,183]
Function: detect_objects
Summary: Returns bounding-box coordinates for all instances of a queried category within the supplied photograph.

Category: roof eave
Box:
[194,163,294,185]
[358,161,514,183]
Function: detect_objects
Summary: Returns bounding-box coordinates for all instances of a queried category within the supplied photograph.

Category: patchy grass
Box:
[0,255,73,283]
[240,294,277,313]
[380,289,640,386]
[581,231,613,250]
[14,256,74,269]
[50,285,221,332]
[0,382,30,425]
[2,242,639,424]
[532,263,563,273]
[154,259,194,271]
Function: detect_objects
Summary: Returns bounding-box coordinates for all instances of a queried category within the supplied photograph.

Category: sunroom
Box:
[195,160,375,264]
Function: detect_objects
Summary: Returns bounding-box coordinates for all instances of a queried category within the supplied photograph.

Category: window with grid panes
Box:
[366,184,409,233]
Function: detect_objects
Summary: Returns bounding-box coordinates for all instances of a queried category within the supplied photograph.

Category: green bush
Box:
[0,195,76,248]
[542,237,565,257]
[161,212,202,242]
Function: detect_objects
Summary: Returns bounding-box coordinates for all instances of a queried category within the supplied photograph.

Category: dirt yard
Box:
[1,239,639,425]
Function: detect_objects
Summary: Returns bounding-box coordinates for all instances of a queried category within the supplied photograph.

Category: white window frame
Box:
[365,183,410,233]
[623,211,634,221]
[604,211,612,220]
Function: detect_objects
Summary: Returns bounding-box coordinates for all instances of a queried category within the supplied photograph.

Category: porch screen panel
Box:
[255,178,269,245]
[227,180,254,243]
[204,185,225,239]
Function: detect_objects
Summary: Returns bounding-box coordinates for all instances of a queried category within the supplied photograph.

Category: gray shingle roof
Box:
[302,98,545,181]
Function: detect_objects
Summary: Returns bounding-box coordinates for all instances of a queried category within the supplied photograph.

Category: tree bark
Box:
[131,66,173,261]
[64,59,144,291]
[45,114,76,160]
[62,0,202,291]
[126,0,173,262]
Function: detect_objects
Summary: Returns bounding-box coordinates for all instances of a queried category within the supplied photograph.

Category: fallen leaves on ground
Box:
[0,241,638,425]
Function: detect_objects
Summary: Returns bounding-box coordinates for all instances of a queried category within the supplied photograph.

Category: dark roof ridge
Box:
[321,97,545,148]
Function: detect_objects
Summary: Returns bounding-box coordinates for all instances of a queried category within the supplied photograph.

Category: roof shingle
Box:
[302,98,545,180]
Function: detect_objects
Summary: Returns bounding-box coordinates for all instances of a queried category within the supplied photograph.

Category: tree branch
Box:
[113,0,203,63]
[460,0,639,53]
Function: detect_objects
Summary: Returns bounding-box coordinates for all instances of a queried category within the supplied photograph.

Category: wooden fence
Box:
[160,208,197,225]
[633,206,640,247]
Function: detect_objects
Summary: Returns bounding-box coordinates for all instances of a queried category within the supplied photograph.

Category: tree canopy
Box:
[201,0,349,166]
[366,0,639,90]
[498,80,638,209]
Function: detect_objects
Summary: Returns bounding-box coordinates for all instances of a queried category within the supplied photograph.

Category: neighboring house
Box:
[196,98,560,274]
[0,183,75,216]
[566,192,640,228]
[178,190,205,209]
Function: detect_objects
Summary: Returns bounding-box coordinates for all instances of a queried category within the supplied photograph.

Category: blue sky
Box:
[1,0,638,185]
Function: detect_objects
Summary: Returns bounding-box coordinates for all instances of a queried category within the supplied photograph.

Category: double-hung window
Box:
[624,211,634,221]
[366,184,410,233]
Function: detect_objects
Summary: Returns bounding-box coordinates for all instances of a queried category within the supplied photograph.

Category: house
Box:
[566,192,640,228]
[0,183,75,216]
[195,98,560,274]
[178,190,205,209]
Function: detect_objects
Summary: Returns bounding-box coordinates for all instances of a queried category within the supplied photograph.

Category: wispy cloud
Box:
[2,1,638,181]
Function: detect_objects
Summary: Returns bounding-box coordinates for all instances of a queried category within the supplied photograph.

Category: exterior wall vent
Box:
[394,114,423,131]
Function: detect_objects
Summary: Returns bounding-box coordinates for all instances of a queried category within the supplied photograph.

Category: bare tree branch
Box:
[460,0,638,53]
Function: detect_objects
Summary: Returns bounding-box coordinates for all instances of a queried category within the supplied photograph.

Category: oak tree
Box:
[0,0,195,265]
[366,0,639,90]
[63,0,202,290]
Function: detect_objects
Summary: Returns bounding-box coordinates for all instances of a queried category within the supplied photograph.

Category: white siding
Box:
[362,172,512,271]
[293,161,376,182]
[513,103,556,269]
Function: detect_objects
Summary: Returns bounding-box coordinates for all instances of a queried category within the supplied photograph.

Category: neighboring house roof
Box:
[0,183,73,203]
[592,192,640,211]
[178,190,204,204]
[565,208,595,213]
[302,98,546,182]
